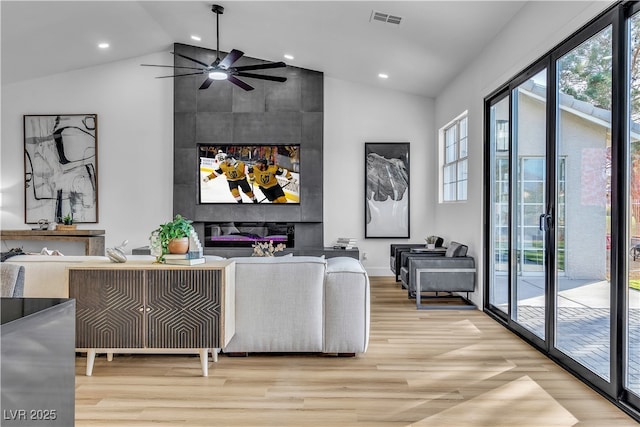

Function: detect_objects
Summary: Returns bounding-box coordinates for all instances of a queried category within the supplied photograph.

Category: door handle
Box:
[539,213,552,231]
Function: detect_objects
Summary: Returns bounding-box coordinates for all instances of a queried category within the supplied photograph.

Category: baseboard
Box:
[365,267,394,277]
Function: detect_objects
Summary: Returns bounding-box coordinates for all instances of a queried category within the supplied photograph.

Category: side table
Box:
[390,244,427,281]
[1,229,105,256]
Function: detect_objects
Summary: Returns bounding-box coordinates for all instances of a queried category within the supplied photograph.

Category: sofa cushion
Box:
[224,256,327,353]
[5,255,112,297]
[445,241,468,257]
[327,256,365,273]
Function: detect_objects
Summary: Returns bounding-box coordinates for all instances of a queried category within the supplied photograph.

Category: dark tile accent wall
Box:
[172,43,324,250]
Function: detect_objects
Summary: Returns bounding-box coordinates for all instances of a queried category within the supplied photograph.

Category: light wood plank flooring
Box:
[75,277,638,426]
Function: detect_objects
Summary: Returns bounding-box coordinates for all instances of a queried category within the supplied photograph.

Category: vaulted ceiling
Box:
[1,1,526,97]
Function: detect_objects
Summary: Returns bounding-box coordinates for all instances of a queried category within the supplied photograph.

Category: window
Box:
[441,113,468,202]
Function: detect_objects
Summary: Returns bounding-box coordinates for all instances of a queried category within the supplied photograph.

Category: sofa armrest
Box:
[323,257,370,354]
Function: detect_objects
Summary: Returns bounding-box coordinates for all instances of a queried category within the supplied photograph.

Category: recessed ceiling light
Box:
[191,35,202,42]
[378,73,389,79]
[98,42,110,49]
[284,54,294,60]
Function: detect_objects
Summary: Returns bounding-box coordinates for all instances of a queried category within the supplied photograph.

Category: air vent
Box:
[370,10,403,26]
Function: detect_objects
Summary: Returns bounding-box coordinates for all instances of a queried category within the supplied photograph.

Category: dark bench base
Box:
[413,291,476,310]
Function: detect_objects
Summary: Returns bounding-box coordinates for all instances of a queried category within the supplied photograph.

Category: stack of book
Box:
[163,253,205,265]
[334,237,357,249]
[164,229,205,265]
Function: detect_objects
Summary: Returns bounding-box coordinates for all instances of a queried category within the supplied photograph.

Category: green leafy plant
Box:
[154,214,193,262]
[62,214,73,225]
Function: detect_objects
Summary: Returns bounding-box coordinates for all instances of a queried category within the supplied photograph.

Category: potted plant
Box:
[153,214,194,262]
[56,213,77,231]
[425,235,438,249]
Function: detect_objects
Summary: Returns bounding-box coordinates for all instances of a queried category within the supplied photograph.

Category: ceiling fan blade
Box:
[155,72,205,79]
[170,51,210,68]
[141,64,204,71]
[199,78,214,90]
[233,61,287,72]
[219,49,244,69]
[236,72,287,82]
[228,75,254,91]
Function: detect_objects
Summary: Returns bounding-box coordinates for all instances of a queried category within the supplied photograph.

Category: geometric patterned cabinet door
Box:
[71,269,145,349]
[146,269,222,348]
[67,260,236,377]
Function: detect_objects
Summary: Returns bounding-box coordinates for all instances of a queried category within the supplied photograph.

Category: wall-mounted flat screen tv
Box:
[198,144,300,204]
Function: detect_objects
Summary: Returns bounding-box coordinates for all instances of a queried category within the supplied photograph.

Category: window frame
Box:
[440,111,469,202]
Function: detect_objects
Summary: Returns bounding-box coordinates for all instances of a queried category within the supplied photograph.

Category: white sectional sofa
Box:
[5,254,370,355]
[226,256,370,355]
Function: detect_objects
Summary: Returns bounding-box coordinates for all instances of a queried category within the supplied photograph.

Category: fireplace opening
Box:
[204,222,295,248]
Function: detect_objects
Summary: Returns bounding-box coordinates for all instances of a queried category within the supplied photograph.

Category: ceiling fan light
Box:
[209,71,228,80]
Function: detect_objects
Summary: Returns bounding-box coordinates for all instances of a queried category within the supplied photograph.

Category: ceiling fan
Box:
[141,4,287,91]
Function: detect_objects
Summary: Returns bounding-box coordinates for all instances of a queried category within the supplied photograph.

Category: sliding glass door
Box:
[554,25,612,381]
[488,96,510,315]
[485,3,640,418]
[513,70,548,340]
[627,7,640,402]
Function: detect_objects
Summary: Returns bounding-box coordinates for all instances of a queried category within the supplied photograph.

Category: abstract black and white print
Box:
[24,114,98,223]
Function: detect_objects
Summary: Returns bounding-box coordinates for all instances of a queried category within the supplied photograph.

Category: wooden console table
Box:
[67,260,235,376]
[1,229,106,256]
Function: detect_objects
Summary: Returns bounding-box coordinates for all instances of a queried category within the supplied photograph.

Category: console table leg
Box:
[86,349,96,376]
[106,352,113,362]
[199,349,208,377]
[212,348,219,363]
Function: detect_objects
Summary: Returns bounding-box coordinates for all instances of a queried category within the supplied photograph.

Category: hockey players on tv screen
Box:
[199,144,300,204]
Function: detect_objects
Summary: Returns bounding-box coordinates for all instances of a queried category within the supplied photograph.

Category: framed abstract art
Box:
[364,142,410,238]
[23,114,98,223]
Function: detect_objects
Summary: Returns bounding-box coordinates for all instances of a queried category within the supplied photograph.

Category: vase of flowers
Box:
[252,240,286,257]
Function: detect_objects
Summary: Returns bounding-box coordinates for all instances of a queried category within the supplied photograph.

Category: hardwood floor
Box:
[75,277,638,426]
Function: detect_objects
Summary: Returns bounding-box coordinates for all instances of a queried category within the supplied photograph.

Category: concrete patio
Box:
[492,275,640,392]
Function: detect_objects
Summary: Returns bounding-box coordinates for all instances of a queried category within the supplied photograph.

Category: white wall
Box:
[433,0,613,306]
[1,51,434,270]
[323,77,434,276]
[1,52,174,254]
